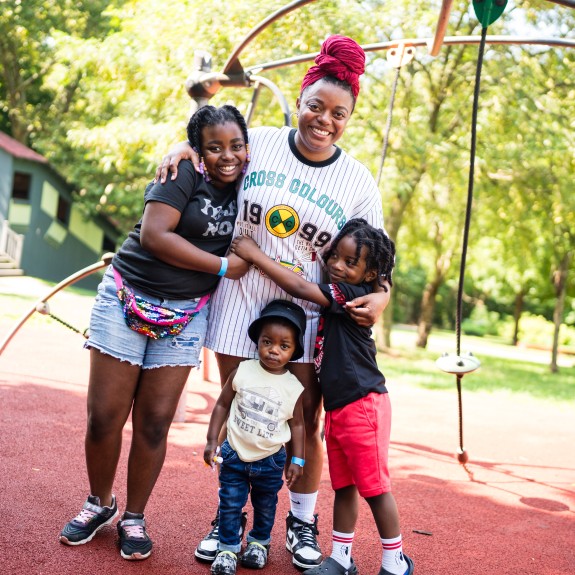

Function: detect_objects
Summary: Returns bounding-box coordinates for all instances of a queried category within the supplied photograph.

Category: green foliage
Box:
[461,305,500,337]
[382,329,575,403]
[1,0,573,344]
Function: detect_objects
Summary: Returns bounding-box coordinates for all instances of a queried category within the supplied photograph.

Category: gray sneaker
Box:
[59,495,118,545]
[211,550,238,575]
[240,541,269,569]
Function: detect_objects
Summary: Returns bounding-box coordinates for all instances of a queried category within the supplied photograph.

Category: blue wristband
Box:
[291,456,305,467]
[217,257,228,277]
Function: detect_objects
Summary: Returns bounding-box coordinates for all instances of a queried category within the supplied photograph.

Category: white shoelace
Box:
[123,524,146,539]
[73,508,96,524]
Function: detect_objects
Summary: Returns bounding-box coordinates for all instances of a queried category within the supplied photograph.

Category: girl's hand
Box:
[155,141,198,183]
[230,236,260,262]
[345,288,390,326]
[224,254,251,279]
[285,463,303,489]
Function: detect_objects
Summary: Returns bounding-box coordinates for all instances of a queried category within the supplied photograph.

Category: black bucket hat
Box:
[248,299,307,361]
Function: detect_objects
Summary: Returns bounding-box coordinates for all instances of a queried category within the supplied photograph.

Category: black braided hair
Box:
[186,104,249,156]
[324,218,396,290]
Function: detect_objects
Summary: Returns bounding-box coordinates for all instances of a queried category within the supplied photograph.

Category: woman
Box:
[156,35,390,571]
[59,105,250,561]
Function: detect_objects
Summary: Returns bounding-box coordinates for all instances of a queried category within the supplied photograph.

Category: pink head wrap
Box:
[300,35,366,99]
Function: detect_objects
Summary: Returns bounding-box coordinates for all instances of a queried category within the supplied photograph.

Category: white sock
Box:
[288,490,318,523]
[331,530,354,569]
[381,535,408,575]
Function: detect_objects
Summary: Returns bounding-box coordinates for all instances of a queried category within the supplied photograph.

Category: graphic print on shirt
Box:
[235,386,283,439]
[201,198,237,238]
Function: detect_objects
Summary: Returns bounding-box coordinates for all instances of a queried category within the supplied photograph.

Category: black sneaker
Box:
[211,550,238,575]
[240,541,270,569]
[195,510,248,562]
[286,511,322,569]
[117,512,152,560]
[59,495,118,545]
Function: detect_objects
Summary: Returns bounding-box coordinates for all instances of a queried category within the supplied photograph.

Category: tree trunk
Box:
[512,290,524,346]
[416,281,439,348]
[550,252,571,373]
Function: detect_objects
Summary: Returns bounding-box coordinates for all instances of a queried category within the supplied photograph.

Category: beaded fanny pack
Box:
[113,267,209,339]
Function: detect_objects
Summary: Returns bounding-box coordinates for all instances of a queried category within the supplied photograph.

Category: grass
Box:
[379,328,575,403]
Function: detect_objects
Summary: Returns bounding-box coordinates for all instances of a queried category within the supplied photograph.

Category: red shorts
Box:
[324,392,391,497]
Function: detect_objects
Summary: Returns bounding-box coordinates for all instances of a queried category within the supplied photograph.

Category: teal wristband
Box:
[291,456,305,467]
[217,257,228,277]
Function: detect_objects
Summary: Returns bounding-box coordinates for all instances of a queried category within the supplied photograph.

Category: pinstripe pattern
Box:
[205,126,384,362]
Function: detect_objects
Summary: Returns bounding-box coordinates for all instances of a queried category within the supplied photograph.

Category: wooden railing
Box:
[0,219,24,266]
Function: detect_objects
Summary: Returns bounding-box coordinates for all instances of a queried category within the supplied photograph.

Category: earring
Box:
[290,112,299,127]
[241,143,251,175]
[199,157,211,182]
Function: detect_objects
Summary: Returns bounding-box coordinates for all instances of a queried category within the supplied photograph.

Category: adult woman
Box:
[157,35,390,570]
[59,105,250,561]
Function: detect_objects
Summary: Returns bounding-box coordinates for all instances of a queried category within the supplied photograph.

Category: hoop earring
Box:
[199,157,211,182]
[241,143,251,175]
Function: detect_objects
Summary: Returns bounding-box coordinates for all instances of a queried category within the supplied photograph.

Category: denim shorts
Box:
[84,266,210,369]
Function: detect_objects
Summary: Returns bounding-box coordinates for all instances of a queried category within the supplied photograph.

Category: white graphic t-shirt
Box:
[227,360,304,462]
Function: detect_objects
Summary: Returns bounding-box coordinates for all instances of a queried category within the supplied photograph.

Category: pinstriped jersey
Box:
[205,126,384,362]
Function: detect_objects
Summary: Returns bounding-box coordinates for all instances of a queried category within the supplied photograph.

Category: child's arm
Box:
[231,236,330,307]
[204,369,238,468]
[285,395,305,489]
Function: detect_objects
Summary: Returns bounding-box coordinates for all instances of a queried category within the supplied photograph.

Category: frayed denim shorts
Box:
[84,266,210,369]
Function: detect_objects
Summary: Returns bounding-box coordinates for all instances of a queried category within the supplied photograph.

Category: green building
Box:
[0,131,120,288]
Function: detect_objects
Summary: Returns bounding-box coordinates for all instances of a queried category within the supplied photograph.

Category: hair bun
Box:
[300,35,365,99]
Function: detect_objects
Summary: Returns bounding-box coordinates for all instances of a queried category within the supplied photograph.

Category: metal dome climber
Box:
[182,0,575,477]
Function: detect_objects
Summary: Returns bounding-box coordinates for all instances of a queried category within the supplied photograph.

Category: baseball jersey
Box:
[227,359,304,462]
[205,126,384,362]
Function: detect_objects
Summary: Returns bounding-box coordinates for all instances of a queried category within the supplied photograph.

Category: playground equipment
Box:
[2,0,573,457]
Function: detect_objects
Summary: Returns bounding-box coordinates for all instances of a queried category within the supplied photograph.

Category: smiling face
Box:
[201,121,247,188]
[294,78,354,163]
[257,321,298,374]
[326,234,377,286]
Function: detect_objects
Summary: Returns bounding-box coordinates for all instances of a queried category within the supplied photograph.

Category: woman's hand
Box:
[154,141,198,183]
[230,235,260,263]
[344,286,390,326]
[224,254,251,280]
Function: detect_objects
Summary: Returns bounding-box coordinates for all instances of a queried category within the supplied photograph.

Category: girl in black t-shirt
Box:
[232,220,413,575]
[60,106,250,561]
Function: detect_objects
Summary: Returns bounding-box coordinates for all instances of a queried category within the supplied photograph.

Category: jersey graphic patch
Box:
[265,205,299,238]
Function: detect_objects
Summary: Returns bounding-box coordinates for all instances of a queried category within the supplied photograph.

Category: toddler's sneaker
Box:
[195,510,248,562]
[240,541,269,569]
[59,495,118,545]
[211,550,238,575]
[117,512,152,560]
[286,511,322,569]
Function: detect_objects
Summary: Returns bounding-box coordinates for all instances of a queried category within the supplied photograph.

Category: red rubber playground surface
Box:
[1,318,574,575]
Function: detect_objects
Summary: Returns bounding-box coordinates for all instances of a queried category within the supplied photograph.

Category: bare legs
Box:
[332,484,400,539]
[85,349,191,512]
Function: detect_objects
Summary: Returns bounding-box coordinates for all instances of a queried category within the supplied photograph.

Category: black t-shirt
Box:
[314,282,387,411]
[113,160,237,299]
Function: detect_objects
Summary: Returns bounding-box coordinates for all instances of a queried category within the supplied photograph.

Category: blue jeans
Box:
[218,439,286,553]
